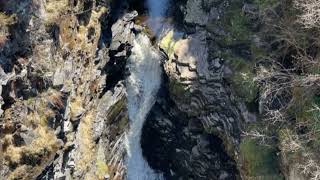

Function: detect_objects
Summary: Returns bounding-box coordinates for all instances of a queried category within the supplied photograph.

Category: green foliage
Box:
[251,44,267,59]
[252,0,278,10]
[308,96,320,147]
[169,79,187,98]
[240,138,283,179]
[96,160,109,179]
[223,53,258,103]
[221,2,251,46]
[221,0,252,46]
[160,30,177,58]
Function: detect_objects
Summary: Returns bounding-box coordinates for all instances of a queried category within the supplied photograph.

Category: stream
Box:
[125,0,170,179]
[125,0,174,179]
[125,33,163,180]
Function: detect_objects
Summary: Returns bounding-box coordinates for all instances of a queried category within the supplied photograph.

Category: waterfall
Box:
[146,0,170,36]
[147,0,168,18]
[125,34,163,180]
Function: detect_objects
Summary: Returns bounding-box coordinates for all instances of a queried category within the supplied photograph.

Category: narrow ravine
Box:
[125,0,174,179]
[125,34,164,180]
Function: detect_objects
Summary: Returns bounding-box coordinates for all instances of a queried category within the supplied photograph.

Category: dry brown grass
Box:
[43,0,69,24]
[3,126,61,180]
[75,111,96,176]
[70,96,84,120]
[294,0,320,29]
[0,13,16,47]
[0,13,16,27]
[47,90,64,109]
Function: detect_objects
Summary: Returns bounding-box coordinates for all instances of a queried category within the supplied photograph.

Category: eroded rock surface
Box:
[142,0,244,179]
[0,0,138,179]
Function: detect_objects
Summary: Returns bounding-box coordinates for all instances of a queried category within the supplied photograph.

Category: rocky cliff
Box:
[0,0,315,179]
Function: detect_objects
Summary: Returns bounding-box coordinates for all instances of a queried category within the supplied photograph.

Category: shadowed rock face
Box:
[141,33,241,180]
[142,85,239,180]
[141,0,242,179]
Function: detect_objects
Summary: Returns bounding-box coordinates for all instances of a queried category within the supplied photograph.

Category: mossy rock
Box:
[160,30,177,58]
[96,160,109,179]
[168,78,189,102]
[240,138,283,179]
[223,53,258,103]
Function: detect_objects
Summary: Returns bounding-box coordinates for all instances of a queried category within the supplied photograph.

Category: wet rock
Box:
[142,0,244,179]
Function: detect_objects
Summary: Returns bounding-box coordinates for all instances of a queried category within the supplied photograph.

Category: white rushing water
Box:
[147,0,168,18]
[146,0,170,35]
[125,34,163,180]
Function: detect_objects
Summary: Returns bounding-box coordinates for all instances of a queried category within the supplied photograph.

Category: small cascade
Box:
[146,0,171,36]
[125,34,164,180]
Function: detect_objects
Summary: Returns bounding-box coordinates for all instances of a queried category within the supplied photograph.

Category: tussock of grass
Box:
[0,13,16,27]
[75,111,96,173]
[44,0,69,24]
[59,7,107,53]
[47,90,64,109]
[240,138,283,179]
[3,126,61,180]
[70,97,84,120]
[0,13,16,46]
[24,90,64,127]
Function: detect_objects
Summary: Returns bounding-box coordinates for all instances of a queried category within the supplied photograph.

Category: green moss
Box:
[223,53,258,103]
[240,138,283,179]
[96,160,109,179]
[252,0,278,10]
[107,96,126,122]
[251,44,267,59]
[169,79,187,98]
[221,2,251,46]
[160,30,177,58]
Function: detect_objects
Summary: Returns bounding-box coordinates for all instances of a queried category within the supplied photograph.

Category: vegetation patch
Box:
[75,111,96,174]
[160,30,177,58]
[223,53,258,103]
[251,0,278,10]
[44,0,69,24]
[95,160,109,179]
[0,13,16,46]
[240,138,283,179]
[4,126,61,180]
[221,2,252,46]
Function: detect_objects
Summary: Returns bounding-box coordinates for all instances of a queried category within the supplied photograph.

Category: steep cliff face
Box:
[0,0,135,179]
[0,0,249,179]
[142,1,243,179]
[2,0,310,179]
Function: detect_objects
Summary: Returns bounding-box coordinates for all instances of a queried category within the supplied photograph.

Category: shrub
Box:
[240,138,283,179]
[294,0,320,29]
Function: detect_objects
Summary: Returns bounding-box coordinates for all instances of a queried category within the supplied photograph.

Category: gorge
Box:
[125,33,163,180]
[1,0,320,180]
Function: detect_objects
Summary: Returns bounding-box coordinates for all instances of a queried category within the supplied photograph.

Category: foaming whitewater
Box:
[125,34,163,180]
